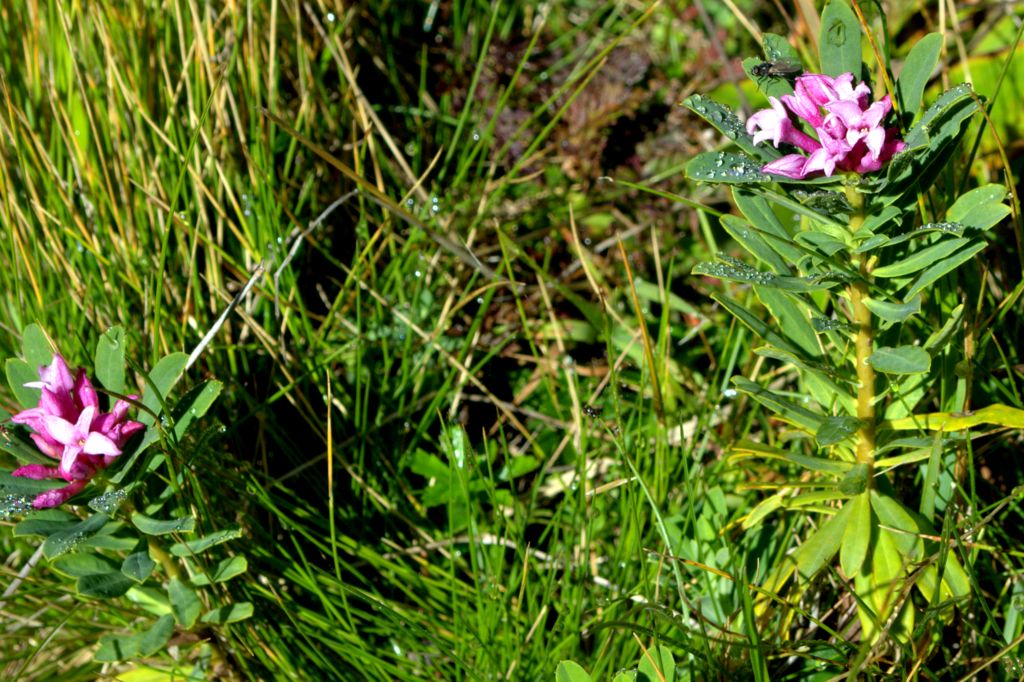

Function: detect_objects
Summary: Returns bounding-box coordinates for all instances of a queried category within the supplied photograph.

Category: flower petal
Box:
[41,414,78,445]
[11,464,62,480]
[82,432,121,457]
[31,479,87,509]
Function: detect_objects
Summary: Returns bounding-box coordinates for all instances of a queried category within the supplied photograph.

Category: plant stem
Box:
[846,186,875,466]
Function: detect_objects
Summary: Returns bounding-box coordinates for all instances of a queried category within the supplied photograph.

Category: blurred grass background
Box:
[1,0,1024,679]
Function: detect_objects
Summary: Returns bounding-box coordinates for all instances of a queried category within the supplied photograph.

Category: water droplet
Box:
[326,12,336,22]
[414,270,421,278]
[406,198,414,207]
[0,495,32,520]
[723,388,737,399]
[431,205,439,213]
[471,130,480,141]
[88,489,128,514]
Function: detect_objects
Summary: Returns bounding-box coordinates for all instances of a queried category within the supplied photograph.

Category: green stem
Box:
[846,186,875,467]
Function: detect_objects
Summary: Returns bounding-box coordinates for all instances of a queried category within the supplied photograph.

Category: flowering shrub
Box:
[678,6,1020,645]
[10,355,143,508]
[746,72,905,178]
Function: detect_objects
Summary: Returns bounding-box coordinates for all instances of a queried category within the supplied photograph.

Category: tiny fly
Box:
[750,60,802,82]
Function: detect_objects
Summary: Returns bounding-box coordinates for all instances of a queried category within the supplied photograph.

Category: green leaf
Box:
[122,551,157,583]
[686,152,770,184]
[53,552,118,578]
[795,501,852,579]
[919,432,943,521]
[78,570,134,598]
[43,513,111,560]
[819,0,862,78]
[556,661,594,682]
[6,358,40,409]
[721,215,790,274]
[868,492,919,557]
[13,509,76,537]
[169,527,243,557]
[896,33,943,117]
[20,324,53,369]
[904,241,986,299]
[868,346,931,375]
[838,463,871,496]
[138,352,189,426]
[732,377,824,433]
[95,615,175,662]
[712,294,809,361]
[95,326,127,394]
[862,295,921,323]
[733,190,804,266]
[683,95,779,161]
[638,644,675,682]
[168,578,202,628]
[131,512,196,536]
[840,493,872,577]
[816,415,863,447]
[189,555,248,586]
[947,184,1010,230]
[200,601,254,624]
[756,288,823,358]
[172,380,222,439]
[882,403,1024,432]
[871,237,970,278]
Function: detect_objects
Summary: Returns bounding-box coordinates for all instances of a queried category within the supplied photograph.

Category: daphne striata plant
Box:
[0,324,250,668]
[684,1,1021,645]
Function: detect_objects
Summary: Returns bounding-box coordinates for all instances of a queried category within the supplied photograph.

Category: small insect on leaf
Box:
[582,405,602,418]
[751,60,802,82]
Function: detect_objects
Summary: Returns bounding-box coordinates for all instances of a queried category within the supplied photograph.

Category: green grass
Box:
[1,0,1024,679]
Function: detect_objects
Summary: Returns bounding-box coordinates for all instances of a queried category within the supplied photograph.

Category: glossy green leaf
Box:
[686,151,770,184]
[871,237,970,278]
[743,493,786,530]
[169,527,243,557]
[819,0,862,78]
[840,492,872,577]
[138,352,189,426]
[732,377,824,433]
[882,403,1024,431]
[947,184,1010,230]
[78,570,134,598]
[869,492,919,557]
[721,215,790,273]
[122,551,157,583]
[168,578,202,628]
[638,644,675,682]
[713,294,808,360]
[904,241,986,299]
[189,555,248,586]
[556,661,594,682]
[200,601,254,624]
[131,512,196,536]
[6,358,40,409]
[816,415,863,447]
[43,513,111,560]
[862,295,921,323]
[53,552,118,578]
[896,33,943,117]
[795,501,851,579]
[0,468,63,494]
[13,509,75,537]
[95,326,127,394]
[20,324,53,369]
[173,380,222,439]
[733,190,804,265]
[683,95,779,161]
[756,287,823,357]
[868,346,931,375]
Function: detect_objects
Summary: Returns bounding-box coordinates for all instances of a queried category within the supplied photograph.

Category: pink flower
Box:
[8,354,144,509]
[746,72,905,179]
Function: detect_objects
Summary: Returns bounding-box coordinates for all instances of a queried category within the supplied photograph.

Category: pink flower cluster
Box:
[9,355,143,509]
[746,72,905,179]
